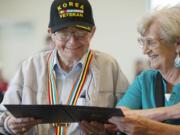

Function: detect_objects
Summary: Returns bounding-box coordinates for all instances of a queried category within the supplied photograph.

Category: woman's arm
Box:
[109,115,180,135]
[119,103,180,121]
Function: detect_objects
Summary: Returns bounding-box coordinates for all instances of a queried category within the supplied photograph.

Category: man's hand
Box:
[6,115,41,135]
[80,120,117,135]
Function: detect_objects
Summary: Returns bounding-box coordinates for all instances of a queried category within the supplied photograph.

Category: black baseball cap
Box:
[49,0,95,33]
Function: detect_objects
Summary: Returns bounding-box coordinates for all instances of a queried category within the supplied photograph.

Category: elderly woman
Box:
[109,4,180,135]
[80,4,180,135]
[116,4,180,121]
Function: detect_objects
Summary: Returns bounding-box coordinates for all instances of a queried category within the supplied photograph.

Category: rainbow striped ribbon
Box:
[47,50,93,135]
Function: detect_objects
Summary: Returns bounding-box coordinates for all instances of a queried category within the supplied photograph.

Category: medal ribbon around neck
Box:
[47,50,93,135]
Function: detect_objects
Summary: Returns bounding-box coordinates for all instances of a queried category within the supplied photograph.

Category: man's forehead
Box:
[60,26,87,32]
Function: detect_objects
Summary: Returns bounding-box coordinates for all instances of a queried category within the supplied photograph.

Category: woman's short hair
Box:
[137,4,180,44]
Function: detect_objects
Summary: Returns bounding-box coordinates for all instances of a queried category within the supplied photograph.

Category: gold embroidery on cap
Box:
[69,2,73,7]
[76,25,91,31]
[57,5,62,11]
[57,2,84,18]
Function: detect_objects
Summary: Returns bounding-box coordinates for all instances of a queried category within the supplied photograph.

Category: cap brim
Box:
[51,21,94,33]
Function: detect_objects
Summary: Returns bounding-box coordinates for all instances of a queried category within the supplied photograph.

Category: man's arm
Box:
[110,57,129,101]
[0,65,24,134]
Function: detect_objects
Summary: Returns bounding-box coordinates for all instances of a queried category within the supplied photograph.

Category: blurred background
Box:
[0,0,179,87]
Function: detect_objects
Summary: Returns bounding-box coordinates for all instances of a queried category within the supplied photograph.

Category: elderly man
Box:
[0,0,129,135]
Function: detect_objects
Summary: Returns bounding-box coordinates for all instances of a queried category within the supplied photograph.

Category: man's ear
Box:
[48,28,55,42]
[48,28,52,34]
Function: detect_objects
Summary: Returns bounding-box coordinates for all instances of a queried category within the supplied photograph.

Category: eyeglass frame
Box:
[137,37,164,49]
[53,29,90,42]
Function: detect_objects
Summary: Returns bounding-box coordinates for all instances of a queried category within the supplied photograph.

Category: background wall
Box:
[0,0,148,82]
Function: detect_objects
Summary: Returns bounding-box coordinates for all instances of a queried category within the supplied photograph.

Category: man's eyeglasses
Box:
[54,29,89,42]
[137,37,163,49]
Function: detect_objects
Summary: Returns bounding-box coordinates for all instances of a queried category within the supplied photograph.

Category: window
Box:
[150,0,180,10]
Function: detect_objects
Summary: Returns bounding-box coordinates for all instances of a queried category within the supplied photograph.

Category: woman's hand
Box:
[6,115,41,135]
[109,115,154,135]
[117,106,138,116]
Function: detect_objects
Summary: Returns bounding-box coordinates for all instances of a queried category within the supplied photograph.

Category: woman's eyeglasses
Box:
[137,37,163,49]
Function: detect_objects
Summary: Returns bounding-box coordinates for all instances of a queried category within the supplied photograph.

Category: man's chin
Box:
[67,54,83,61]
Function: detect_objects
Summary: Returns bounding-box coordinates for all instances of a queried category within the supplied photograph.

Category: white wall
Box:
[90,0,148,81]
[0,0,148,82]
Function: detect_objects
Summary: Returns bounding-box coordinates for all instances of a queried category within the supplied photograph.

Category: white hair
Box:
[137,3,180,44]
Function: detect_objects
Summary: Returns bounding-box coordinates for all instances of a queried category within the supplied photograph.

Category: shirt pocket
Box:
[76,97,90,106]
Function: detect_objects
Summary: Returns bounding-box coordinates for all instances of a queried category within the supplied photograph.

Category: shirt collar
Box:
[52,49,90,76]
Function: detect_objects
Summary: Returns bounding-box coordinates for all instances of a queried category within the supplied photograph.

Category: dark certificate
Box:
[5,104,124,123]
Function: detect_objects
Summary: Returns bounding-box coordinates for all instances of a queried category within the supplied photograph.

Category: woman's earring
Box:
[175,52,180,68]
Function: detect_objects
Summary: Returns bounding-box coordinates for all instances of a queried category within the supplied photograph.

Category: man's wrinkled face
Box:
[52,27,94,63]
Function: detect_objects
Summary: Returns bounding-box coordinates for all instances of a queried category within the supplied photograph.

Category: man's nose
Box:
[67,34,77,44]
